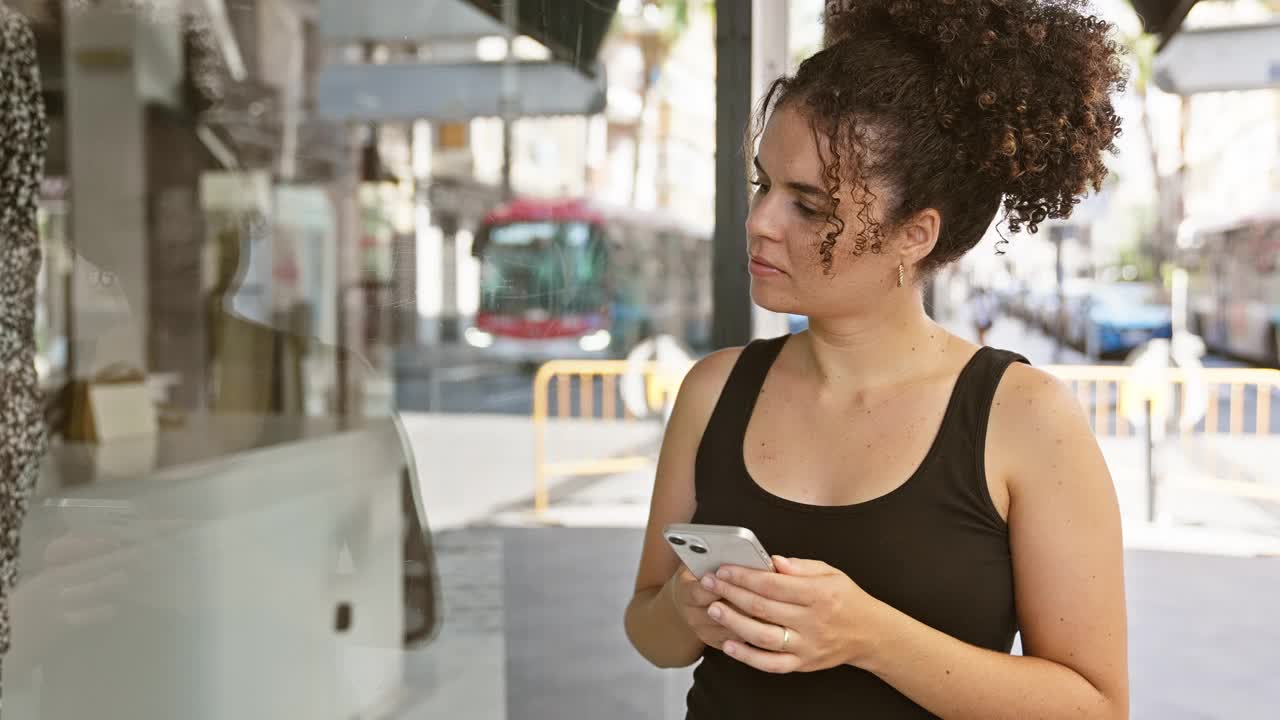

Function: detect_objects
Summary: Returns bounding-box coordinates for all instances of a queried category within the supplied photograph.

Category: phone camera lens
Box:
[668,536,686,546]
[690,545,708,554]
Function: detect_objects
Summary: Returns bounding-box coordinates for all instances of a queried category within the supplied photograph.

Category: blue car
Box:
[1084,283,1172,358]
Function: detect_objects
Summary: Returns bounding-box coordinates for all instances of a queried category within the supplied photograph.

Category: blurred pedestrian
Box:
[972,286,998,346]
[626,1,1130,718]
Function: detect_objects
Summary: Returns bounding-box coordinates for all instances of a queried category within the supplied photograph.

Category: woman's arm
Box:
[856,364,1129,719]
[624,348,740,668]
[703,363,1128,719]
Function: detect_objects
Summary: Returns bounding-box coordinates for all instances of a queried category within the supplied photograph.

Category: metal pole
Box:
[1054,226,1066,363]
[1145,397,1157,523]
[750,0,790,340]
[500,0,518,201]
[532,369,550,518]
[712,0,753,349]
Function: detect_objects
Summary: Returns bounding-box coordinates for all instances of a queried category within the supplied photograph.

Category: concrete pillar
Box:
[438,220,460,343]
[146,108,210,411]
[333,130,365,419]
[390,123,421,348]
[393,229,418,346]
[429,119,472,344]
[62,0,181,378]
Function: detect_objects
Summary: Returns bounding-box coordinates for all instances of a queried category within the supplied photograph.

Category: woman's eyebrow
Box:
[754,156,826,199]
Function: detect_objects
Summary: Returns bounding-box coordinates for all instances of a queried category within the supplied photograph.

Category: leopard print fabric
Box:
[0,0,49,696]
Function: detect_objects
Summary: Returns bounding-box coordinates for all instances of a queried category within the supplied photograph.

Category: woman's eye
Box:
[794,202,819,217]
[749,178,769,193]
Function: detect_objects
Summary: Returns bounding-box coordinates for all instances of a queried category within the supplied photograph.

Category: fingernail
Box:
[700,576,715,590]
[716,568,730,580]
[723,642,736,656]
[708,605,721,620]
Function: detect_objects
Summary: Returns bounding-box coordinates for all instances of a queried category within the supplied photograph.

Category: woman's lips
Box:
[749,256,784,277]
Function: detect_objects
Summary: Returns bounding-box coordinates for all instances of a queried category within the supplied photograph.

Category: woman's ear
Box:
[898,208,941,266]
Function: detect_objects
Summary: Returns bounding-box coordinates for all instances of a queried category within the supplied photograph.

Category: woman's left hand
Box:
[700,556,885,674]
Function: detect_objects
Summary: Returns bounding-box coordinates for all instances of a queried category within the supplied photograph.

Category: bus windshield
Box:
[478,221,608,316]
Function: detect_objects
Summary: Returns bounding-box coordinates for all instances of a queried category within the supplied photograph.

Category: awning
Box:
[316,0,615,121]
[1127,0,1203,49]
[463,0,618,76]
[319,0,616,77]
[315,59,607,122]
[1153,21,1280,94]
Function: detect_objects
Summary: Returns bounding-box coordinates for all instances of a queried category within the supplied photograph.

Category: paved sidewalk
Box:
[401,527,1280,720]
[392,530,506,720]
[400,412,661,531]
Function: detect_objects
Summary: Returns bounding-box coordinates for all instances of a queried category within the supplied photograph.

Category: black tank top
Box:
[686,335,1027,719]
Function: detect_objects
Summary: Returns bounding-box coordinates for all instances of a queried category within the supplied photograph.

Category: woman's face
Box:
[745,104,906,320]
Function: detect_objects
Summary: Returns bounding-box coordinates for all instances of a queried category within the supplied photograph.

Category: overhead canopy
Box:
[315,59,607,121]
[463,0,618,77]
[1127,0,1203,49]
[1153,22,1280,94]
[320,0,616,77]
[316,0,615,121]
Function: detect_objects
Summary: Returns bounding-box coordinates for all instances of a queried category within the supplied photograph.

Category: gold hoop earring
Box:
[897,263,905,288]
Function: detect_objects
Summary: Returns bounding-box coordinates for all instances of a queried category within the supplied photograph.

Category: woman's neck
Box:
[799,294,952,392]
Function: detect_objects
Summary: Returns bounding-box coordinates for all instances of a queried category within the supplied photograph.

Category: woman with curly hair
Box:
[625,1,1129,717]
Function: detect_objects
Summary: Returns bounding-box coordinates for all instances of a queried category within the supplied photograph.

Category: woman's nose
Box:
[745,192,782,242]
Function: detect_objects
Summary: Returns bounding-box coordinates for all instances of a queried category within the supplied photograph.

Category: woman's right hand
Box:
[669,567,741,651]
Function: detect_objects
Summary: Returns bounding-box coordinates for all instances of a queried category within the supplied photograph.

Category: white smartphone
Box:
[663,523,774,578]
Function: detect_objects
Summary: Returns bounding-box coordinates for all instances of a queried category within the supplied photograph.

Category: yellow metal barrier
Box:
[1043,365,1280,438]
[532,360,1280,518]
[532,359,688,516]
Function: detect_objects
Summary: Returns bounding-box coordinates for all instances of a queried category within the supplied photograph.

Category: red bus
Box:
[468,198,710,364]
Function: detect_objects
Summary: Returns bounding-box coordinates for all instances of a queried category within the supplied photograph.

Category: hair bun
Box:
[826,0,1126,233]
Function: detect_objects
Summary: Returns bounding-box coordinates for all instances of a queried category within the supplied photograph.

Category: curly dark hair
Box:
[748,0,1127,273]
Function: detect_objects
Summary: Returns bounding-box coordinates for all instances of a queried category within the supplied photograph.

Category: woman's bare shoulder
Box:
[987,361,1103,493]
[676,346,746,414]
